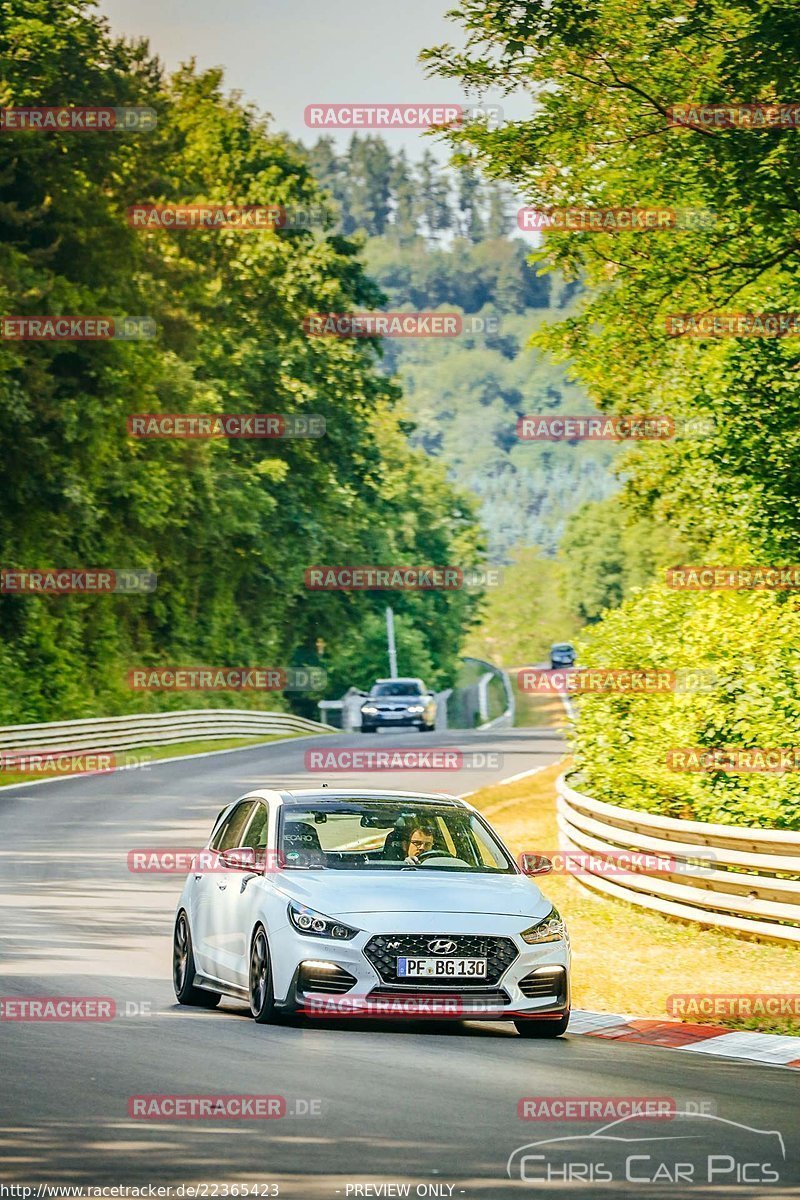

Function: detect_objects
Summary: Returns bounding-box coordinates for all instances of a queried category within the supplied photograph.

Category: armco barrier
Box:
[0,709,332,756]
[461,657,515,730]
[556,773,800,944]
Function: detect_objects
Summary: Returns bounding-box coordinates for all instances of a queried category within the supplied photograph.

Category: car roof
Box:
[278,787,469,808]
[372,677,425,685]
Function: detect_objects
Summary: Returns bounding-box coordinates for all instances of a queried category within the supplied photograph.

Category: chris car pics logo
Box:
[507,1113,785,1185]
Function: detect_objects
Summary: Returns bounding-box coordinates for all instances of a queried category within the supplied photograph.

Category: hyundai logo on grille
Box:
[428,938,458,955]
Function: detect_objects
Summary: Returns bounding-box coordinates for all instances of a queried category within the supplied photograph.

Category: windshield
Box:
[370,681,425,697]
[278,800,515,873]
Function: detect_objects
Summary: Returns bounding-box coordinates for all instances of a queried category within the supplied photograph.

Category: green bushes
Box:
[572,586,800,829]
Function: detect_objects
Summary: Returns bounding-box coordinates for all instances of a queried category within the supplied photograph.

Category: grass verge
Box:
[512,678,567,729]
[470,758,800,1036]
[0,733,299,788]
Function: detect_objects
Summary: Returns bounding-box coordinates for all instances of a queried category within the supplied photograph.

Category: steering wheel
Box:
[415,847,451,862]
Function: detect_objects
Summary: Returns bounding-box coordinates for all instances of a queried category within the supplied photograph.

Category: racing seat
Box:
[382,828,408,860]
[282,821,326,867]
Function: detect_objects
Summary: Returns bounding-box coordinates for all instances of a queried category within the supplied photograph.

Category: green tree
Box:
[417,149,453,241]
[422,0,800,556]
[456,162,485,242]
[388,149,419,245]
[0,0,483,722]
[559,496,696,623]
[464,546,579,666]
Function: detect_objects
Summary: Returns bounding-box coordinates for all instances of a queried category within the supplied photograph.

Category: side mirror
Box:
[219,846,258,871]
[519,852,553,877]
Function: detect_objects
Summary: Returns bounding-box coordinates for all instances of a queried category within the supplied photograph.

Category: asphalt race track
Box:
[1,726,798,1198]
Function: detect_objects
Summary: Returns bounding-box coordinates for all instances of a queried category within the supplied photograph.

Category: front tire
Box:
[249,925,276,1024]
[173,911,221,1008]
[514,1011,570,1038]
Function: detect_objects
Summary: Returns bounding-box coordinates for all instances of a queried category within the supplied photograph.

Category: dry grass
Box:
[470,759,800,1035]
[512,682,567,729]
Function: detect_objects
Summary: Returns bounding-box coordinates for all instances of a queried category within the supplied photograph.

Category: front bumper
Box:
[270,920,570,1020]
[361,715,429,729]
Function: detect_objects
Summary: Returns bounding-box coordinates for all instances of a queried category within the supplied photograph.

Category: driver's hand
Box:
[404,854,420,865]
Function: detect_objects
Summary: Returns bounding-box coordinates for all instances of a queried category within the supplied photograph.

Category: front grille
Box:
[519,967,567,1003]
[298,963,358,995]
[364,934,518,987]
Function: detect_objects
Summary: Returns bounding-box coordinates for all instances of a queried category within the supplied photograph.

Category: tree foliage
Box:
[0,0,482,721]
[422,0,800,556]
[424,0,800,825]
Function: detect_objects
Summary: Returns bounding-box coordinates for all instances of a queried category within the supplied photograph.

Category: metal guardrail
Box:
[463,657,515,730]
[556,773,800,944]
[0,709,332,755]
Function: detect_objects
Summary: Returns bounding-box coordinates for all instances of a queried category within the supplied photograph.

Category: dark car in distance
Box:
[361,678,437,733]
[550,643,576,670]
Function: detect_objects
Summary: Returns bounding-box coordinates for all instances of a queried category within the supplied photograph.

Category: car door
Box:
[190,799,257,978]
[211,800,271,988]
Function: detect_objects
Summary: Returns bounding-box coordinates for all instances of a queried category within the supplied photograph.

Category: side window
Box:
[241,802,269,851]
[212,801,257,851]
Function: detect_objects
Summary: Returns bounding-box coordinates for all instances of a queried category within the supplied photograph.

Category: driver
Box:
[404,820,437,863]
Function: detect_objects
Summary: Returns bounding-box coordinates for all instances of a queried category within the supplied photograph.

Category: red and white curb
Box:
[571,1009,800,1068]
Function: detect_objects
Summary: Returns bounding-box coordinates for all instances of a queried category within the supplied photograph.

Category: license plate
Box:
[397,957,487,978]
[383,712,404,718]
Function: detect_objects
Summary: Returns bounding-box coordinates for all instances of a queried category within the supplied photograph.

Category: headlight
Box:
[361,705,378,715]
[407,705,424,713]
[288,901,359,940]
[520,906,566,944]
